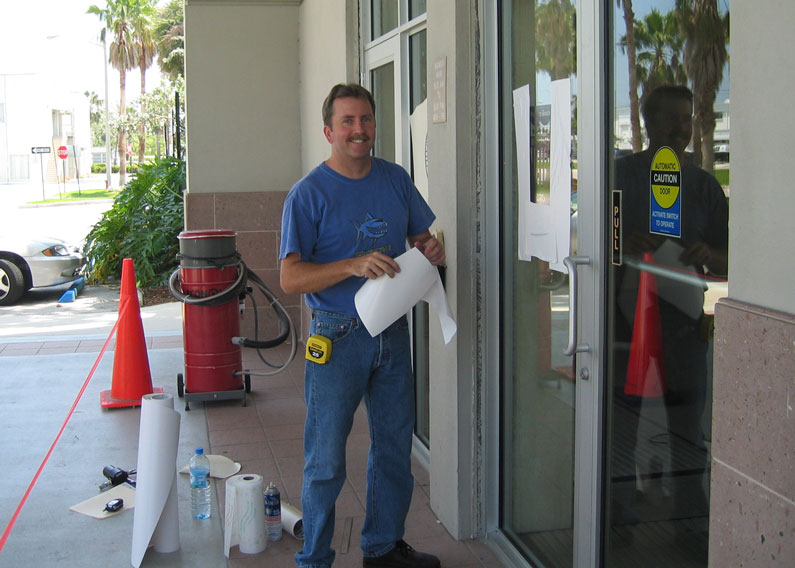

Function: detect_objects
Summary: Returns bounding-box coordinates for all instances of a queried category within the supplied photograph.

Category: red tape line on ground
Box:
[0,317,120,553]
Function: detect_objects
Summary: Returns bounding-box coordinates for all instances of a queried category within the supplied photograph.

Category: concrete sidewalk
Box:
[0,284,503,567]
[0,285,223,567]
[0,283,182,344]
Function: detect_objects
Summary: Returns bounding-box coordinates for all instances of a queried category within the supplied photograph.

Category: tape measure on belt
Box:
[305,334,332,364]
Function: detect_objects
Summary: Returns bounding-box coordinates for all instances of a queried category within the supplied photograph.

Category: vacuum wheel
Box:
[244,373,251,393]
[177,373,184,398]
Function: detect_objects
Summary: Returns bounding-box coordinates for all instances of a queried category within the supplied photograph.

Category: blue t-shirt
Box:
[280,157,436,317]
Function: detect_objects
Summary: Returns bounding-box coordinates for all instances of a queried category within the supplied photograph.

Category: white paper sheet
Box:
[131,393,181,567]
[224,474,267,557]
[409,99,429,203]
[549,78,572,273]
[354,247,457,344]
[512,80,573,271]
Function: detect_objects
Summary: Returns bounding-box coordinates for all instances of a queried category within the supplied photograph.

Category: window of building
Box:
[362,1,431,447]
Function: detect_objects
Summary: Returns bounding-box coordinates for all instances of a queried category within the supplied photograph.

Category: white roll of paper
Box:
[224,474,267,556]
[281,502,304,539]
[131,393,182,567]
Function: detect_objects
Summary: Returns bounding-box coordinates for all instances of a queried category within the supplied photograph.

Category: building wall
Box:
[298,0,359,174]
[0,73,91,184]
[710,1,795,565]
[426,0,479,539]
[181,0,795,562]
[184,0,305,337]
[711,301,794,566]
[183,0,358,339]
[184,1,301,196]
[728,1,794,315]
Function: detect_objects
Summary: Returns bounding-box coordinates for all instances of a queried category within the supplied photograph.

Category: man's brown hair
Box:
[322,83,376,127]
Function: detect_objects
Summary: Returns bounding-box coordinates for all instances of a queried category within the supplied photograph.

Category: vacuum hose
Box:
[168,260,292,351]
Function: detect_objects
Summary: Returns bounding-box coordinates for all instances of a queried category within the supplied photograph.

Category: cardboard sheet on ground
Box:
[179,454,241,479]
[354,247,457,344]
[70,484,136,519]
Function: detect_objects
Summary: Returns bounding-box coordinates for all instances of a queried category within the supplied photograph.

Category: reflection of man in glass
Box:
[612,85,729,534]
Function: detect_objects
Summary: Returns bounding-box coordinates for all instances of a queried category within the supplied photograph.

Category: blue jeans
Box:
[295,310,415,568]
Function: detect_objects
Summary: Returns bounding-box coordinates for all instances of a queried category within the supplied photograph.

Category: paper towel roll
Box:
[281,502,304,540]
[224,474,267,556]
[131,393,182,567]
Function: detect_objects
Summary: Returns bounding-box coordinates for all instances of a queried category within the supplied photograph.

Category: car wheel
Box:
[0,259,26,306]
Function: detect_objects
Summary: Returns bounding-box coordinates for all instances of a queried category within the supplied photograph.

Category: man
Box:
[611,85,728,539]
[280,83,444,568]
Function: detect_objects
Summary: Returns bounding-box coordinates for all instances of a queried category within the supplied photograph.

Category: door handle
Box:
[563,256,591,356]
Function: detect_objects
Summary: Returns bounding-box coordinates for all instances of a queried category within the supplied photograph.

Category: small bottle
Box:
[264,482,282,541]
[190,448,211,519]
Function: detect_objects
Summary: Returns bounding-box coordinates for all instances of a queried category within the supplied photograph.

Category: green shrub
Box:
[83,157,185,288]
[91,163,105,174]
[108,164,138,174]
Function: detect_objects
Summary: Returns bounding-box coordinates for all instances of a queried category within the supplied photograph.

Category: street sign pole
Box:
[72,145,81,195]
[40,156,45,200]
[57,145,68,197]
[31,147,51,200]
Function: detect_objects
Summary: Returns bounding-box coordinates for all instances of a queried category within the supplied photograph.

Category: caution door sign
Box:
[649,146,681,237]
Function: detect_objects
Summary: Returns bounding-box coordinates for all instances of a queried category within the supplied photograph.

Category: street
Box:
[1,174,117,246]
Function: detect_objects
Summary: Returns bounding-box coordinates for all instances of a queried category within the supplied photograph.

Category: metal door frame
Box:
[483,2,608,566]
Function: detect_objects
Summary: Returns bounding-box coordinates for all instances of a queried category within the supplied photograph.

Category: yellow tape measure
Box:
[305,335,332,364]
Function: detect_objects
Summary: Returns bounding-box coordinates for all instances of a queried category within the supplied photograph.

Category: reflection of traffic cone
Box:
[100,258,162,408]
[624,252,666,398]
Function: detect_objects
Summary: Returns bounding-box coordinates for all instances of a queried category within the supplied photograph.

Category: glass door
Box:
[605,1,730,566]
[495,1,729,566]
[498,1,595,566]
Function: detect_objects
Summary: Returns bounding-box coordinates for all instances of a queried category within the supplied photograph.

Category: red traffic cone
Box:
[624,252,666,398]
[100,258,162,408]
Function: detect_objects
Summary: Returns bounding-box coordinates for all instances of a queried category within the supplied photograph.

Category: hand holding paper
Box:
[354,247,457,344]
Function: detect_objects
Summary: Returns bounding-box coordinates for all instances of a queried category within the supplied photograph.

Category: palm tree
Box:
[622,9,686,102]
[88,0,141,187]
[84,90,106,146]
[676,0,729,172]
[132,1,157,164]
[155,0,185,81]
[535,0,576,81]
[617,0,643,152]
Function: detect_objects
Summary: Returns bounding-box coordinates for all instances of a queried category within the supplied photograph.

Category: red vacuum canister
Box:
[174,230,247,408]
[169,229,295,410]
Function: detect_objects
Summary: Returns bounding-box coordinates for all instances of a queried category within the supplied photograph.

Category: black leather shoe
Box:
[362,540,440,567]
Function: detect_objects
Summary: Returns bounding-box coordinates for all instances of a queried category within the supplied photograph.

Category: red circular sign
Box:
[57,145,68,159]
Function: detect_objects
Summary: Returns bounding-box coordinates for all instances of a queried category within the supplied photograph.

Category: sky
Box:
[0,0,163,110]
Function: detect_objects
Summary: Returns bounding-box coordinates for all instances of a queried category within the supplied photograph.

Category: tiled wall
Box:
[184,191,309,346]
[710,299,794,566]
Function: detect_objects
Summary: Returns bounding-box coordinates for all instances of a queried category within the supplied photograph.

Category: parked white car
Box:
[0,235,86,305]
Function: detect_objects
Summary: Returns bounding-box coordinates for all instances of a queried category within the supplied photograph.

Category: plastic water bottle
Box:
[190,448,211,519]
[264,482,282,541]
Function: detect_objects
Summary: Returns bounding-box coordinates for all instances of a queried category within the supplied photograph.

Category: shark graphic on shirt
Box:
[353,212,387,243]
